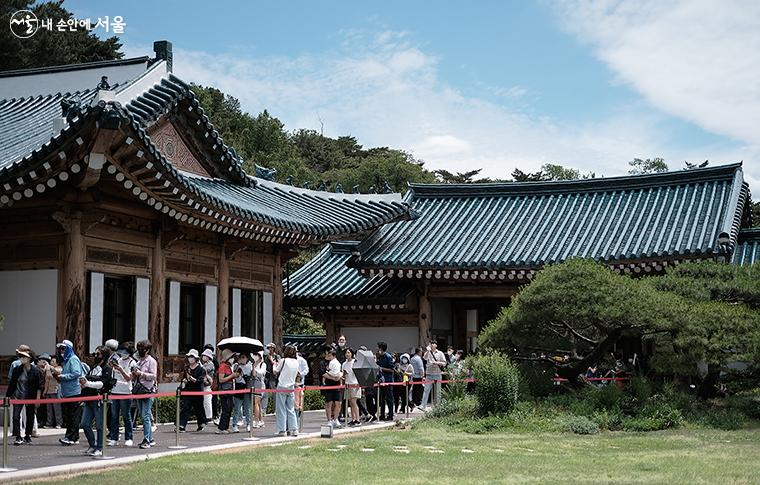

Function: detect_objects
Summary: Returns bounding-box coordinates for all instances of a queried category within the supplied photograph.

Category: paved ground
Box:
[0,409,422,483]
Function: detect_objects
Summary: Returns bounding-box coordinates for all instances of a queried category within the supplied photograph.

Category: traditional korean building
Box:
[0,42,412,383]
[286,164,757,354]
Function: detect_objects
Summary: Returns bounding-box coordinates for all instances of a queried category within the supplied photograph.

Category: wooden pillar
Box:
[325,313,337,346]
[60,212,86,357]
[272,250,284,348]
[149,229,165,379]
[216,243,230,343]
[418,281,431,346]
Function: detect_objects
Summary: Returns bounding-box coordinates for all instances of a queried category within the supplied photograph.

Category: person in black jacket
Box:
[179,349,208,432]
[6,349,42,445]
[79,345,114,456]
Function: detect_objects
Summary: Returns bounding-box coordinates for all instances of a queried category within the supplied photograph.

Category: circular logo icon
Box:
[10,10,39,39]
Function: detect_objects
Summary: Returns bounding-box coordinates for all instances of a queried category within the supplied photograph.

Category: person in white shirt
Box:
[421,341,447,409]
[322,349,344,427]
[273,345,299,436]
[107,342,138,447]
[252,352,267,428]
[342,348,362,426]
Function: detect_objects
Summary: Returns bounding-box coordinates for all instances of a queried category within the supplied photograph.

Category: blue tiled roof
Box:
[356,164,749,270]
[732,228,760,266]
[0,65,411,242]
[285,241,413,307]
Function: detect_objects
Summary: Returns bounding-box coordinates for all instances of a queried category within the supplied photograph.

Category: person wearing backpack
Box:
[79,345,114,456]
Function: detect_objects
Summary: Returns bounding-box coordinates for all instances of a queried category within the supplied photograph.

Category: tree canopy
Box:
[1,1,122,71]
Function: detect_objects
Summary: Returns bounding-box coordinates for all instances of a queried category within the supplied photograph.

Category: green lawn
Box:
[43,423,760,484]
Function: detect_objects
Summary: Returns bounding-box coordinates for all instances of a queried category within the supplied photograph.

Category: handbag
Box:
[132,380,154,396]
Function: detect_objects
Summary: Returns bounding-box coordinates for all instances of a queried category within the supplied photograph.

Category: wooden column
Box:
[59,211,86,357]
[272,250,284,348]
[149,229,165,378]
[418,281,431,346]
[216,243,230,343]
[325,313,337,346]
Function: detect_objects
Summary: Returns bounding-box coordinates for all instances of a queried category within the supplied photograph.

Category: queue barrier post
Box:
[405,379,410,419]
[95,393,115,460]
[168,387,187,450]
[1,397,17,473]
[344,384,349,426]
[242,387,258,442]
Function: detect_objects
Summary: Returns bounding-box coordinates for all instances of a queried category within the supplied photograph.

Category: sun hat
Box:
[186,349,200,359]
[201,348,214,359]
[220,348,235,362]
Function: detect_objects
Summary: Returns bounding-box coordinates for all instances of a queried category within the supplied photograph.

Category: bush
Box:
[471,353,522,416]
[429,395,478,419]
[592,409,624,431]
[518,361,556,398]
[303,389,325,411]
[700,409,746,430]
[568,415,599,435]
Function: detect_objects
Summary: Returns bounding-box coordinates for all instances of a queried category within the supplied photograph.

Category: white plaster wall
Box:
[0,270,58,354]
[204,285,217,347]
[340,326,419,356]
[262,291,273,345]
[134,277,150,343]
[231,288,241,336]
[168,281,180,355]
[88,272,104,353]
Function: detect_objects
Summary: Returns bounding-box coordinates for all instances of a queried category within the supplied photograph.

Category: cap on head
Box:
[38,353,51,362]
[16,344,30,354]
[16,350,31,359]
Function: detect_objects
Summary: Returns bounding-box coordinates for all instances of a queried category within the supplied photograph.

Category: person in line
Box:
[322,348,343,427]
[273,345,299,437]
[422,341,447,409]
[179,349,207,432]
[108,342,137,447]
[202,344,220,423]
[51,340,84,445]
[6,349,41,445]
[201,348,216,424]
[252,351,267,428]
[8,345,39,439]
[215,349,236,434]
[261,343,280,416]
[342,348,362,426]
[376,342,395,421]
[294,348,309,421]
[409,347,425,410]
[133,340,157,449]
[335,336,348,422]
[232,352,252,433]
[395,353,414,414]
[79,345,114,456]
[35,353,51,428]
[356,345,377,423]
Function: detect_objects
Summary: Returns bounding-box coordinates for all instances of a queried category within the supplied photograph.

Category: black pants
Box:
[217,394,233,430]
[211,394,219,419]
[394,383,410,413]
[412,378,423,406]
[378,385,394,419]
[180,395,206,428]
[365,386,377,417]
[357,396,368,417]
[12,403,35,438]
[62,399,82,442]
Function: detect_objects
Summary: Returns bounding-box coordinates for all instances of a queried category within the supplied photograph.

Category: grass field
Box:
[44,422,760,484]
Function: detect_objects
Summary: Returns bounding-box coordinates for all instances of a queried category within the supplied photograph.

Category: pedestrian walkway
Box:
[0,409,423,483]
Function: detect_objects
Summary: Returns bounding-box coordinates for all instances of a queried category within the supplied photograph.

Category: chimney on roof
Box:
[153,40,173,72]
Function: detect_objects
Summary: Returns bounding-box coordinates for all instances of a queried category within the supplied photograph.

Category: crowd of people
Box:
[4,336,465,453]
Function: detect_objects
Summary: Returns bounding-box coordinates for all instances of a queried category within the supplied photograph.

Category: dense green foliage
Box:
[1,1,123,71]
[470,353,522,415]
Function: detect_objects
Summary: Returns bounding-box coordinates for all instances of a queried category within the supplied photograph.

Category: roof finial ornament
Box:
[302,181,311,189]
[254,165,277,181]
[60,96,83,121]
[317,181,327,191]
[285,175,293,185]
[382,181,392,194]
[335,183,343,193]
[369,185,377,194]
[352,185,360,194]
[97,76,111,90]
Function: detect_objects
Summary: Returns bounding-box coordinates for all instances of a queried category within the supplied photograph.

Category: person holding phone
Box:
[178,349,207,432]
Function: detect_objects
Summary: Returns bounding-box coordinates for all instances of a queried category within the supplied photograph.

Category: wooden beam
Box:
[216,242,230,343]
[59,211,86,357]
[428,284,518,299]
[418,281,431,346]
[325,314,337,346]
[272,250,284,348]
[149,228,166,379]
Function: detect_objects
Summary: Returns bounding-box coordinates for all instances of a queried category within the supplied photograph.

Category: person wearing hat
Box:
[214,349,236,434]
[179,349,208,432]
[261,343,280,415]
[200,348,216,423]
[108,342,138,447]
[51,339,84,445]
[7,344,31,380]
[6,349,42,445]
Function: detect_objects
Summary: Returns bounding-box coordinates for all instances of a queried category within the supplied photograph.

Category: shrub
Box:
[442,363,471,402]
[700,409,746,430]
[429,395,478,419]
[303,389,325,411]
[593,383,624,410]
[592,409,624,431]
[568,415,599,435]
[518,361,556,398]
[471,353,522,416]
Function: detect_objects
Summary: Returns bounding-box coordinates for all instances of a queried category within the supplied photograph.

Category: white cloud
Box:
[167,25,758,192]
[552,0,760,187]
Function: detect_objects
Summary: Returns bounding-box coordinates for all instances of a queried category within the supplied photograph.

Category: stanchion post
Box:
[242,388,258,441]
[344,384,349,426]
[406,380,410,419]
[168,387,187,449]
[1,397,17,473]
[95,393,115,460]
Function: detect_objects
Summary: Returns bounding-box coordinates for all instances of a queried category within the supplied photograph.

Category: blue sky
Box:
[64,1,760,188]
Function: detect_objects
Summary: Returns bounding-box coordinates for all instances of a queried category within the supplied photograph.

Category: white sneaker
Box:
[257,421,265,428]
[106,439,117,447]
[231,426,240,433]
[124,439,133,447]
[246,425,251,432]
[91,449,102,457]
[151,425,157,432]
